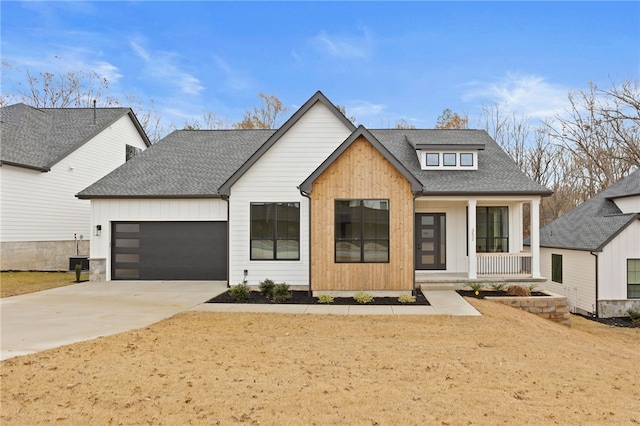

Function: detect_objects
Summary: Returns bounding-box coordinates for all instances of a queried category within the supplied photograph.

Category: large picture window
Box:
[250,202,300,260]
[628,259,640,299]
[335,199,389,263]
[476,206,508,253]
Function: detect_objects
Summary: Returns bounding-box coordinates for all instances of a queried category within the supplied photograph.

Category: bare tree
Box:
[234,93,289,129]
[435,108,468,129]
[183,111,232,130]
[394,119,416,129]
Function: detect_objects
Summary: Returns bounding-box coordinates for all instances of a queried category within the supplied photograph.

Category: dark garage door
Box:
[112,221,227,280]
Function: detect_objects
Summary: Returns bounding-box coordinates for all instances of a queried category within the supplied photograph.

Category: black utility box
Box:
[69,256,89,271]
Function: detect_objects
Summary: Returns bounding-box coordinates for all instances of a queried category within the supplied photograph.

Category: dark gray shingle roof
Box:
[0,103,150,171]
[77,129,275,198]
[538,169,640,251]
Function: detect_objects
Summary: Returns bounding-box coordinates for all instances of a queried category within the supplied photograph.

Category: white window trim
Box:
[420,151,478,170]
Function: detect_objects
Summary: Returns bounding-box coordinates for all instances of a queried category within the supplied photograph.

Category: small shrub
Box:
[317,294,334,304]
[353,291,374,304]
[490,282,506,291]
[627,308,640,325]
[74,264,82,283]
[272,283,292,303]
[506,285,531,297]
[398,294,416,304]
[259,278,275,298]
[464,282,484,295]
[528,283,538,292]
[229,283,251,302]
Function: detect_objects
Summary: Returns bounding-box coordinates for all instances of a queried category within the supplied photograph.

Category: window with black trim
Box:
[476,206,508,253]
[628,259,640,298]
[443,153,456,166]
[335,199,389,263]
[426,153,439,166]
[460,153,474,167]
[126,144,142,161]
[552,254,563,283]
[250,202,300,260]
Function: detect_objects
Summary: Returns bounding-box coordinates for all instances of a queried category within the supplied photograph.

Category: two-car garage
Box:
[111,221,227,280]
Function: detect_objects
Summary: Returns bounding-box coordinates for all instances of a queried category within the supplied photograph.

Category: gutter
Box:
[590,251,599,318]
[299,188,313,297]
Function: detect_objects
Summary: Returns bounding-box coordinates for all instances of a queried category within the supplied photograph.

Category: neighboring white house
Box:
[78,92,552,293]
[0,103,150,271]
[537,169,640,318]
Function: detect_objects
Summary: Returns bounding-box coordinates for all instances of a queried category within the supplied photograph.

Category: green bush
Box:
[627,308,640,325]
[272,283,292,303]
[464,282,484,294]
[528,283,538,292]
[398,294,416,304]
[74,263,82,283]
[353,291,374,304]
[229,283,251,302]
[259,278,275,298]
[490,282,506,291]
[317,294,334,304]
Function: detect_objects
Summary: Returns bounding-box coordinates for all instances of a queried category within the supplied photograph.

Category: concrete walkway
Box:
[1,283,479,361]
[193,290,480,316]
[0,281,226,361]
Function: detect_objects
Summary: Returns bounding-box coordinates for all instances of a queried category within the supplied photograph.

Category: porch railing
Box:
[477,252,532,276]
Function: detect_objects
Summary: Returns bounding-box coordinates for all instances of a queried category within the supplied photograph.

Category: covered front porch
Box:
[414,196,543,283]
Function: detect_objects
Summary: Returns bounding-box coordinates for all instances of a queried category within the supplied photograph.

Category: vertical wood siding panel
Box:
[310,136,414,291]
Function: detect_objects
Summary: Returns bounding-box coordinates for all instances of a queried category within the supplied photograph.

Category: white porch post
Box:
[530,198,541,279]
[468,199,477,279]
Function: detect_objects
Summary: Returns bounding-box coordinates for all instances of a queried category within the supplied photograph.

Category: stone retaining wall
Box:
[1,240,90,271]
[486,291,571,326]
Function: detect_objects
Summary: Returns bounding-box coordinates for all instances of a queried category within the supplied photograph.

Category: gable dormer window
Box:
[426,153,439,166]
[443,153,456,167]
[419,151,478,170]
[460,153,474,167]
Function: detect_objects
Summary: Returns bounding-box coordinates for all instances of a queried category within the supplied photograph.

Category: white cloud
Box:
[462,73,569,120]
[129,39,204,96]
[309,29,373,60]
[343,99,387,126]
[213,56,253,92]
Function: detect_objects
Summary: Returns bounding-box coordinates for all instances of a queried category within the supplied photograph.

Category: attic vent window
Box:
[419,151,478,170]
[126,145,142,161]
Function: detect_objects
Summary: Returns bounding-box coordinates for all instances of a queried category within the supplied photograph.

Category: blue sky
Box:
[1,1,638,134]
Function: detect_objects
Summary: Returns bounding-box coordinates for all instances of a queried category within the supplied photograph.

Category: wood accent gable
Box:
[310,136,414,291]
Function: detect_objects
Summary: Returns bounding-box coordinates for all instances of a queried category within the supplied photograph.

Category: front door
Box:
[415,213,446,270]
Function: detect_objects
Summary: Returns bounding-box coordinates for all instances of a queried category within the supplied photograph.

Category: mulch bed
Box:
[574,313,640,329]
[207,290,430,306]
[456,290,548,299]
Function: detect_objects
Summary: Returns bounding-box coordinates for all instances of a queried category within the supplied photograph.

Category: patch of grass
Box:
[0,271,88,298]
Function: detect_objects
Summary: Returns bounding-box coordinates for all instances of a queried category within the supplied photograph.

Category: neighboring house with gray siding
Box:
[0,103,150,271]
[78,91,551,293]
[536,169,640,318]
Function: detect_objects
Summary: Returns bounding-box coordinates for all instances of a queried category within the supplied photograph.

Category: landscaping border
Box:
[484,290,571,326]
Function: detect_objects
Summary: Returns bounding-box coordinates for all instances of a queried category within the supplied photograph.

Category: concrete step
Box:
[420,283,457,291]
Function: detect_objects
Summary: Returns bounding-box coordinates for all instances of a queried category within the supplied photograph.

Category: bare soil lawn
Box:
[0,271,88,298]
[1,298,638,425]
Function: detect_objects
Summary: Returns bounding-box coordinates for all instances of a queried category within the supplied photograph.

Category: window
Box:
[250,202,300,260]
[552,254,563,283]
[126,144,142,161]
[425,153,439,166]
[335,199,389,263]
[476,206,508,253]
[628,259,640,299]
[460,153,474,167]
[443,153,456,166]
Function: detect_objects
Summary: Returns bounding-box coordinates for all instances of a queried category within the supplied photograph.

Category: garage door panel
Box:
[112,221,227,280]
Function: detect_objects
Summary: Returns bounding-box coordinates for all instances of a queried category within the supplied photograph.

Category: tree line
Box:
[2,62,637,227]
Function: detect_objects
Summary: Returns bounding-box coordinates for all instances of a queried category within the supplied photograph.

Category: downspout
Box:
[412,192,419,296]
[222,195,231,288]
[300,189,312,297]
[590,251,598,318]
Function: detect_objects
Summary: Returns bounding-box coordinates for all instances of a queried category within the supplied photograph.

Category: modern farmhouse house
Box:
[0,103,150,271]
[538,169,640,318]
[78,92,551,294]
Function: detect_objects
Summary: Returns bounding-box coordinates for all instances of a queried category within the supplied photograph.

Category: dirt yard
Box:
[1,298,638,425]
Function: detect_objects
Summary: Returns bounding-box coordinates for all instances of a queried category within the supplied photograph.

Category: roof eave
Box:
[76,193,222,200]
[0,160,50,172]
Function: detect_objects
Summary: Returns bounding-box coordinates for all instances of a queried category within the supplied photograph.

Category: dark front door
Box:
[415,213,446,270]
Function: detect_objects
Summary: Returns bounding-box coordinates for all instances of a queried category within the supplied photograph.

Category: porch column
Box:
[468,199,477,279]
[530,198,541,279]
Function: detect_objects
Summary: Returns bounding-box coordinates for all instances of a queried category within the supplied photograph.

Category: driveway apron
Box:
[0,281,226,361]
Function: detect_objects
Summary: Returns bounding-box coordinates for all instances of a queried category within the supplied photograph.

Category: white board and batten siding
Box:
[228,102,353,286]
[599,220,640,300]
[0,115,148,243]
[540,247,596,314]
[90,198,227,281]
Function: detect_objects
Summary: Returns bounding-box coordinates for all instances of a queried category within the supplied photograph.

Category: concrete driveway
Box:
[1,281,227,361]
